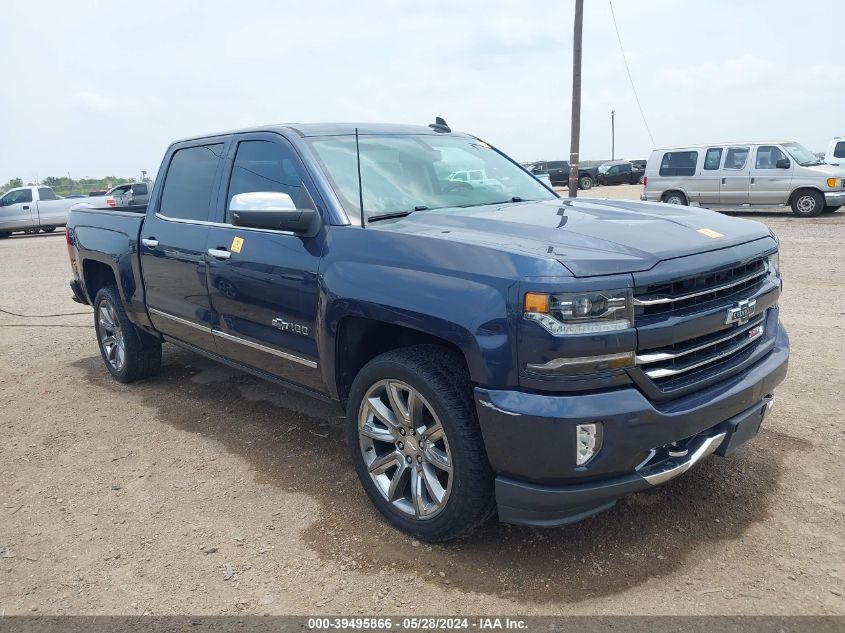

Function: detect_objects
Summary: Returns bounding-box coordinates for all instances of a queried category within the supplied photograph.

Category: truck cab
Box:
[0,185,68,236]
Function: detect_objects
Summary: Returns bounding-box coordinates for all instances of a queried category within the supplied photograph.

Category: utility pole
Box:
[567,0,584,198]
[611,110,616,160]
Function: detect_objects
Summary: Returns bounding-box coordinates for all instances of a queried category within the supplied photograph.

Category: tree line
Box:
[1,176,140,197]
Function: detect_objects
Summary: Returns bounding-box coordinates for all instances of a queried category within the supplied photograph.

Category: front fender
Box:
[319,260,517,398]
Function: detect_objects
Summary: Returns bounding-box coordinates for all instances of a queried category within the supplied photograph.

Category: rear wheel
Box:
[790,190,824,217]
[578,175,594,190]
[823,205,840,213]
[663,191,688,205]
[41,226,56,233]
[94,285,162,383]
[346,345,494,542]
[0,232,10,239]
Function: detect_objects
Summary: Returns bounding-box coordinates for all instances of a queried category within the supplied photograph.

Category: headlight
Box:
[767,251,780,277]
[524,288,633,335]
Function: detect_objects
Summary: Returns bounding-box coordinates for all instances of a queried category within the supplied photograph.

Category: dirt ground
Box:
[0,190,843,615]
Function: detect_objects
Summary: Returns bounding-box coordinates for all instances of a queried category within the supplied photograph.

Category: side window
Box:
[724,147,749,170]
[659,151,698,177]
[755,145,787,169]
[704,148,723,170]
[133,183,148,196]
[834,142,845,159]
[226,140,311,224]
[3,189,34,204]
[159,144,224,221]
[38,187,58,200]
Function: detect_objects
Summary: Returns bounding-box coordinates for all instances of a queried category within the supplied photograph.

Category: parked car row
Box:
[0,182,152,237]
[641,141,845,217]
[525,159,648,189]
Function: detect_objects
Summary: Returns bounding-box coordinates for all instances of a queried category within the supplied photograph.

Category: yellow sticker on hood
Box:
[697,228,724,239]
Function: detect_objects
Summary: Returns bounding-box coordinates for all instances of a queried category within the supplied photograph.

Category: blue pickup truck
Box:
[66,121,789,541]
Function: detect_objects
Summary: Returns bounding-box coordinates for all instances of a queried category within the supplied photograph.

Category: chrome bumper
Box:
[824,191,845,205]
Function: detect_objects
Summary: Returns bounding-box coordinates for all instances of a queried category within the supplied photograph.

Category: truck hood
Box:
[377,198,772,277]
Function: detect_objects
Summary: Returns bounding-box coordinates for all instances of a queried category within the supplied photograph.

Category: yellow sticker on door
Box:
[697,228,724,239]
[230,236,244,253]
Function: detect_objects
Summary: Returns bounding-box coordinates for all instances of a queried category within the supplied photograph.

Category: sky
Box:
[1,0,843,185]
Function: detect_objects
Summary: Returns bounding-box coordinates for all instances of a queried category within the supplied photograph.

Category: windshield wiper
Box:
[367,206,429,223]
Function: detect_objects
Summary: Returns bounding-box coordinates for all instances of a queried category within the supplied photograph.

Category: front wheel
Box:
[346,345,494,542]
[578,175,594,190]
[790,190,824,217]
[94,285,162,383]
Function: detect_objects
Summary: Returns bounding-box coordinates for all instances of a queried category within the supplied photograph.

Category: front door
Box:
[204,134,325,392]
[697,147,724,205]
[140,141,228,351]
[749,145,793,205]
[719,146,751,205]
[0,189,34,232]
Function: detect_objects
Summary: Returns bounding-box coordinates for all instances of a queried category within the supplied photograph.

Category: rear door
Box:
[204,133,326,391]
[140,141,228,351]
[719,146,751,204]
[749,145,793,205]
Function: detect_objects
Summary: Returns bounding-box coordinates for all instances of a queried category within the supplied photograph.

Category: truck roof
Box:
[653,141,796,151]
[173,122,471,144]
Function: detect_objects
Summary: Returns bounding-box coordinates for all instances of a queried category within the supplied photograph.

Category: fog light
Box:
[576,423,603,466]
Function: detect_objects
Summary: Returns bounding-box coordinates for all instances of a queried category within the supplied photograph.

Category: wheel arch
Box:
[788,186,824,205]
[81,258,119,303]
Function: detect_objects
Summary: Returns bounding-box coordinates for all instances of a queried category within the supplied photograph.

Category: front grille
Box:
[636,315,766,391]
[634,257,768,318]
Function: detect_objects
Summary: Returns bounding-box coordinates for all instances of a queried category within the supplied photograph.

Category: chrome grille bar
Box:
[634,264,769,307]
[636,315,765,364]
[642,324,765,379]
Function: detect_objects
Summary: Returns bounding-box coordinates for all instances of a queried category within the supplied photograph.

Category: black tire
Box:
[345,345,495,542]
[41,226,56,233]
[663,191,688,206]
[23,228,39,235]
[823,205,840,213]
[790,190,824,217]
[93,285,161,383]
[578,175,594,190]
[0,232,10,239]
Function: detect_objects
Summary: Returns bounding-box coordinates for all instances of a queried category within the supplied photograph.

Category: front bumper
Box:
[824,191,845,205]
[475,323,789,527]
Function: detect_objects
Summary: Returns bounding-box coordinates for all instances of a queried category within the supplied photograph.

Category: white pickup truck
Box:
[0,186,96,237]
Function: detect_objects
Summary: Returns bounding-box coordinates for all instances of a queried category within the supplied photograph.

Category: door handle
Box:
[23,205,29,210]
[207,248,231,260]
[750,178,755,185]
[721,178,726,185]
[141,238,159,248]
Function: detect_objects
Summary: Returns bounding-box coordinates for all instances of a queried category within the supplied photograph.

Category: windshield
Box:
[598,164,612,174]
[306,134,556,221]
[783,142,822,166]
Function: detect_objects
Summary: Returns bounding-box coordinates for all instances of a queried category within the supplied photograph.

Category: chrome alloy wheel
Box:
[97,300,125,372]
[357,379,453,520]
[796,194,817,214]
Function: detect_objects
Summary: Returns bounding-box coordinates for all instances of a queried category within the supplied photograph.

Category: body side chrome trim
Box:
[212,329,318,368]
[148,307,211,332]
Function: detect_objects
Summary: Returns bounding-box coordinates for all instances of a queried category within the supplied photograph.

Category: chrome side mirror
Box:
[229,191,319,236]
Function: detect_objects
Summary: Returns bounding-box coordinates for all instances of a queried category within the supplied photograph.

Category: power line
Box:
[608,0,656,149]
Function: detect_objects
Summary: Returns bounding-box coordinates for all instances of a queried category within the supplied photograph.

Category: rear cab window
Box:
[834,142,845,159]
[158,144,225,221]
[659,151,698,177]
[38,187,59,200]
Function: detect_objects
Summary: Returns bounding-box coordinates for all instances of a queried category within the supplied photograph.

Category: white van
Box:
[641,141,845,217]
[826,137,845,167]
